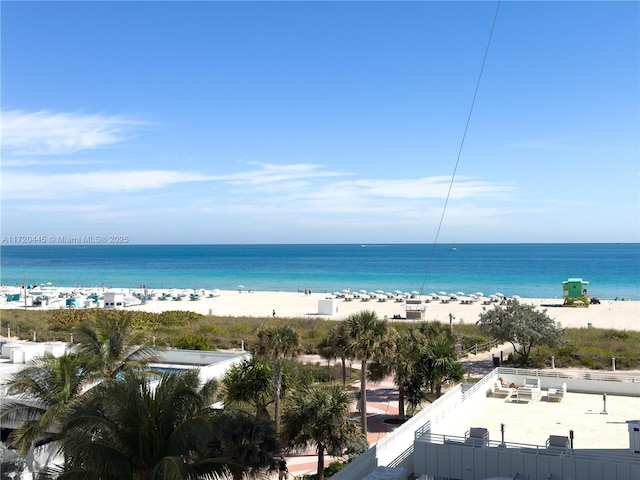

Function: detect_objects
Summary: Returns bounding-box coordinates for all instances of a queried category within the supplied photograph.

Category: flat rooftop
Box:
[433,389,639,451]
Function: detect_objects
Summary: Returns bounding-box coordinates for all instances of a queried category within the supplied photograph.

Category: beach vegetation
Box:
[385,327,425,420]
[223,356,275,422]
[0,352,88,454]
[280,384,368,480]
[317,322,352,386]
[175,333,212,350]
[2,309,639,370]
[72,311,157,381]
[477,301,563,366]
[53,369,248,480]
[252,324,303,433]
[346,310,397,437]
[527,328,640,370]
[204,409,278,480]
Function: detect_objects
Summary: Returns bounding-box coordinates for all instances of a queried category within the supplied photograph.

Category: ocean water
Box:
[1,244,638,300]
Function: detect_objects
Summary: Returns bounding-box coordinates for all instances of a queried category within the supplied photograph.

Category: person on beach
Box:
[272,309,276,318]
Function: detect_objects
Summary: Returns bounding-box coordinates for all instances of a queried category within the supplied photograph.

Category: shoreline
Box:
[2,286,639,331]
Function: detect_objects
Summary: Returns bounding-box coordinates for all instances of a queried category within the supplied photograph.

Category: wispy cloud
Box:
[2,161,514,205]
[1,170,216,199]
[1,109,147,156]
[223,161,351,186]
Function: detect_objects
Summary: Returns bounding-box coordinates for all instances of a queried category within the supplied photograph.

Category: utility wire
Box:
[419,1,501,295]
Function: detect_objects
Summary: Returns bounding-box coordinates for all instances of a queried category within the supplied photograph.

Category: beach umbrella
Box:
[438,291,447,296]
[359,289,368,294]
[456,291,465,296]
[394,290,403,295]
[411,290,420,295]
[494,292,504,297]
[475,291,484,297]
[238,285,245,289]
[375,289,385,294]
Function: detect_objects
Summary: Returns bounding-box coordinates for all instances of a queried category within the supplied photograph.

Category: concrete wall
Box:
[415,440,640,480]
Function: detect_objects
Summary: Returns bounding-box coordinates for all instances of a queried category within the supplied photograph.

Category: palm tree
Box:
[426,332,464,398]
[318,321,352,386]
[252,324,302,433]
[55,369,237,480]
[72,311,157,381]
[346,310,397,437]
[205,409,279,480]
[389,327,426,421]
[0,352,88,454]
[222,356,274,422]
[281,385,367,480]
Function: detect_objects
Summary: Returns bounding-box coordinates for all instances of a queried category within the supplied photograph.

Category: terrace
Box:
[331,368,640,480]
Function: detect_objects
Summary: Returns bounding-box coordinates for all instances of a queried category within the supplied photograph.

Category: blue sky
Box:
[1,1,638,244]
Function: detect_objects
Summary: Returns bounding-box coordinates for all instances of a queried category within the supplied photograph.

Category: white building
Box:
[103,292,124,309]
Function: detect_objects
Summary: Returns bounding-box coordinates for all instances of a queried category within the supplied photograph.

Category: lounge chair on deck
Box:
[520,377,541,400]
[547,383,567,402]
[490,380,513,398]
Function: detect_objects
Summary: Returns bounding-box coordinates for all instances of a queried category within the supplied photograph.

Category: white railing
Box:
[497,367,640,396]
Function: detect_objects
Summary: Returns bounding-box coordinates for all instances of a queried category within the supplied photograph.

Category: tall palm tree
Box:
[389,327,426,421]
[252,324,302,433]
[318,321,352,387]
[54,369,236,480]
[0,352,88,454]
[281,385,367,480]
[73,311,157,381]
[346,310,397,437]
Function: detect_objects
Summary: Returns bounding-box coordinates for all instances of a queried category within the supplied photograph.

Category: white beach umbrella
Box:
[456,291,465,296]
[359,289,368,294]
[375,290,385,294]
[438,291,447,296]
[475,292,484,297]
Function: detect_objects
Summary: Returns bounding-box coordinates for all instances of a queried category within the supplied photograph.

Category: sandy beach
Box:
[2,286,639,331]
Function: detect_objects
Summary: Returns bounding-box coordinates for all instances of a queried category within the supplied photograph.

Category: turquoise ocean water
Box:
[1,244,638,300]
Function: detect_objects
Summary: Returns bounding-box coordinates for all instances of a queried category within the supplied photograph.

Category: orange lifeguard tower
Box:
[562,278,589,307]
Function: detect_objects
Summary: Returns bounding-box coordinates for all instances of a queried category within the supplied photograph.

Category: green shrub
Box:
[175,333,211,350]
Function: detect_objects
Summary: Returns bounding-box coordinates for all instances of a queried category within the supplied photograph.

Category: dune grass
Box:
[1,309,638,370]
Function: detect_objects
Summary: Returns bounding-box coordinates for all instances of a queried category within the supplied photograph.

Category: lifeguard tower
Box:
[562,278,589,307]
